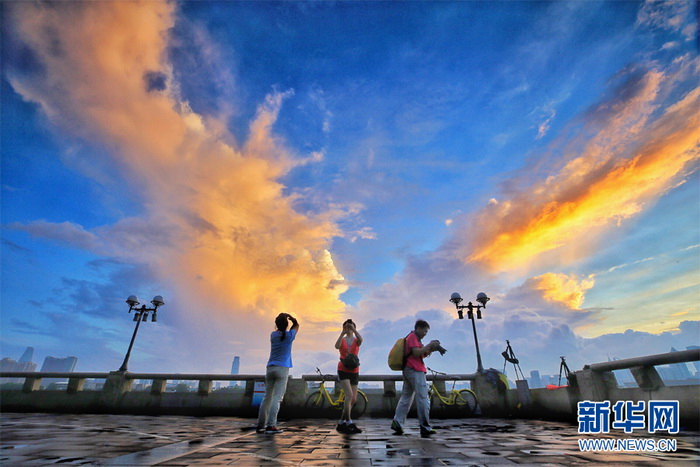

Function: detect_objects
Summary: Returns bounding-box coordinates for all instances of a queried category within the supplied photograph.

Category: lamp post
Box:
[449,292,490,373]
[118,295,164,372]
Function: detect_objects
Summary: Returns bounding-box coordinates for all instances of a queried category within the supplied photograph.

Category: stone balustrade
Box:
[1,349,698,427]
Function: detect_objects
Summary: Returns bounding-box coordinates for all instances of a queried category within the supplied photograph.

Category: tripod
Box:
[501,340,525,380]
[558,356,571,386]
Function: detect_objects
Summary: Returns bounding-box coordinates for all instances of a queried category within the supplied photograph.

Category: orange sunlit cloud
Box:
[526,273,595,309]
[8,1,348,323]
[466,66,700,274]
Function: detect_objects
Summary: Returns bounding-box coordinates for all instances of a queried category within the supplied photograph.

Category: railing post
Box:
[472,370,509,416]
[151,378,167,395]
[198,380,213,395]
[100,371,133,408]
[67,378,86,394]
[515,380,532,407]
[432,379,446,396]
[630,366,664,390]
[383,380,396,396]
[22,377,42,393]
[244,379,256,396]
[575,368,616,401]
[381,379,399,414]
[244,379,256,408]
[284,377,306,416]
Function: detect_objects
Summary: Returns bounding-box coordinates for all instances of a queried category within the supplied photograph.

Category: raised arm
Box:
[334,328,346,349]
[353,324,364,346]
[286,314,300,332]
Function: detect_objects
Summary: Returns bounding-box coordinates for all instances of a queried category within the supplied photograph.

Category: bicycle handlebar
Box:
[314,367,333,381]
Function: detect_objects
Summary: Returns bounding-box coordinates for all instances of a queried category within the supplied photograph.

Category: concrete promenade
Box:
[1,413,698,466]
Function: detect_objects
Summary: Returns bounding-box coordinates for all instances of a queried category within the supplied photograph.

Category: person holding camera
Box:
[391,319,444,438]
[256,313,299,434]
[334,319,363,434]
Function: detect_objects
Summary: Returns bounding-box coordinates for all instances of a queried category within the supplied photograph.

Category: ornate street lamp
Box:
[449,292,490,373]
[118,295,164,372]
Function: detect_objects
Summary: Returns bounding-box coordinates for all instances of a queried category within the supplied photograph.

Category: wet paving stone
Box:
[0,413,698,465]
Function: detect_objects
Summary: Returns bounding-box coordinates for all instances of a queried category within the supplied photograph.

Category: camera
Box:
[429,340,447,356]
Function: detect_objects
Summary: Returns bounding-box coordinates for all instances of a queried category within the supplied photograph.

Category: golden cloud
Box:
[7,1,347,323]
[466,66,700,273]
[528,273,595,309]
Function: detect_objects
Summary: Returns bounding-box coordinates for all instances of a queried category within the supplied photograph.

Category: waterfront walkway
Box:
[1,413,698,465]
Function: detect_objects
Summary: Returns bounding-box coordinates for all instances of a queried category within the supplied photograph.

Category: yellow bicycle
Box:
[427,367,478,415]
[304,367,368,418]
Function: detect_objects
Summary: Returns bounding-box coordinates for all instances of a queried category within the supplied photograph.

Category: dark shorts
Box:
[337,370,359,385]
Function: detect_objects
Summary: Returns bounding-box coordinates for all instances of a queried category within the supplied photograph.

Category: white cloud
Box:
[637,0,696,40]
[9,221,103,253]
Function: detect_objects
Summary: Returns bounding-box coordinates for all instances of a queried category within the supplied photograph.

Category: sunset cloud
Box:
[464,63,699,274]
[6,1,348,326]
[525,273,595,309]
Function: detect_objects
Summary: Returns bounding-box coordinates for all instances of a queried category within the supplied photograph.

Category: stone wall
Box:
[2,348,698,429]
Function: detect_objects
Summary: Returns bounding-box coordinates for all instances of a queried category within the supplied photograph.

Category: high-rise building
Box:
[230,356,240,387]
[40,356,78,386]
[1,358,19,383]
[0,351,37,384]
[529,370,543,389]
[541,374,555,386]
[18,347,34,363]
[14,360,37,372]
[667,347,693,380]
[40,356,78,372]
[0,358,18,372]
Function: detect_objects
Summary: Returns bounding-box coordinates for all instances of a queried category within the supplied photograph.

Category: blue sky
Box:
[1,0,698,378]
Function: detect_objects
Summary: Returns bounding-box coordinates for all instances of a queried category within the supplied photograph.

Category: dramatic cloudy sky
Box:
[1,0,698,379]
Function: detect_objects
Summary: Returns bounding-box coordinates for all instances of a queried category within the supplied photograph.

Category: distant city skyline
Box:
[513,346,699,390]
[0,354,37,385]
[1,1,698,376]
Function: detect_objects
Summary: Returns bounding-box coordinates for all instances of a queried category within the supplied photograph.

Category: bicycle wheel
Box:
[305,391,327,412]
[456,389,478,414]
[351,390,368,418]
